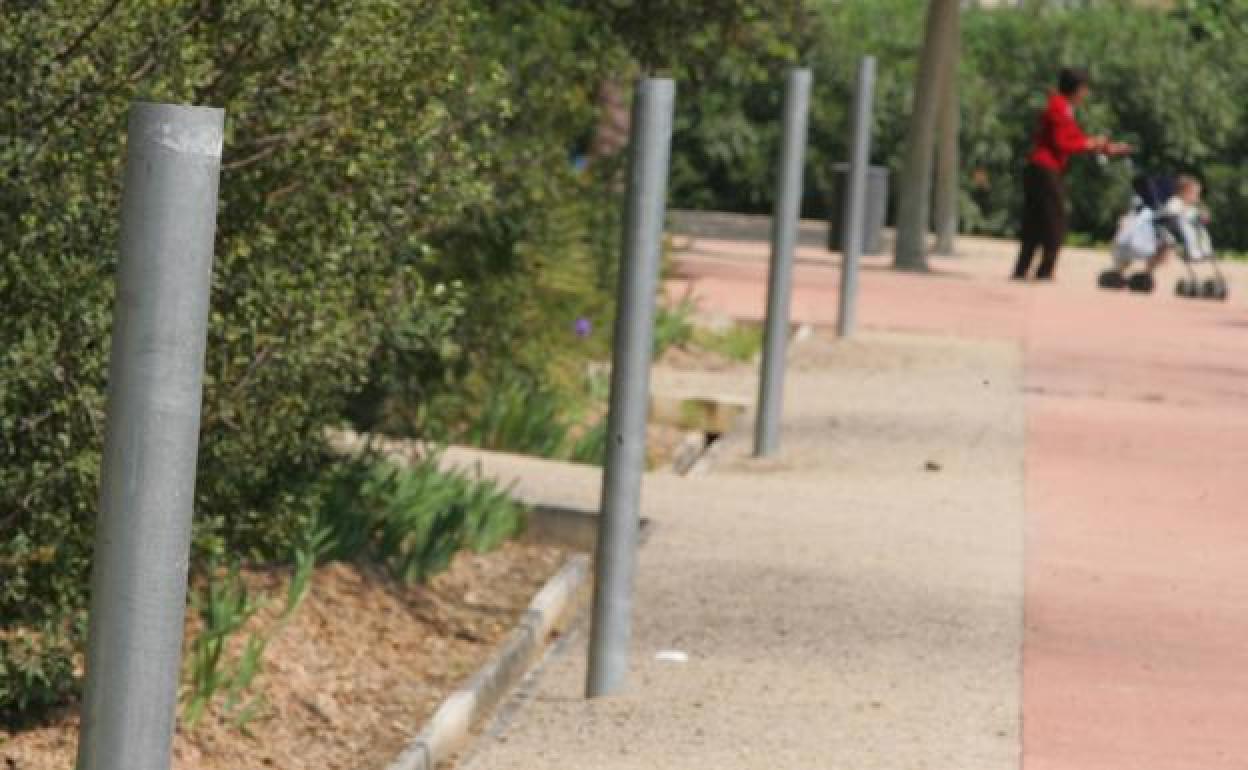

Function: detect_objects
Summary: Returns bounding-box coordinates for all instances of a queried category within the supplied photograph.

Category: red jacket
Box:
[1028,91,1094,173]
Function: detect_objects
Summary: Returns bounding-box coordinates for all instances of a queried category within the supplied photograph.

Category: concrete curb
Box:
[383,553,591,770]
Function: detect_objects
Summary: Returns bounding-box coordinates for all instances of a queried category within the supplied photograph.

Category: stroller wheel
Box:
[1211,280,1229,301]
[1176,278,1194,297]
[1128,272,1155,293]
[1098,269,1126,289]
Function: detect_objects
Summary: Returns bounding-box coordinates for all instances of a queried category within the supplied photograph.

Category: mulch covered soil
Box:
[2,541,566,770]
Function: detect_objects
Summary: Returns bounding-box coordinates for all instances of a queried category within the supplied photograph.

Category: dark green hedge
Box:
[669,1,1248,251]
[0,0,808,722]
[1,0,512,719]
[0,0,624,719]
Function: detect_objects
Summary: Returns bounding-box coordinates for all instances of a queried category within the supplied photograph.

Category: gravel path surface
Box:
[458,213,1248,769]
[660,213,1248,769]
[456,330,1026,770]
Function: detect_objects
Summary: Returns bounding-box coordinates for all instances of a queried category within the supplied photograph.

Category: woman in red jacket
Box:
[1012,68,1131,281]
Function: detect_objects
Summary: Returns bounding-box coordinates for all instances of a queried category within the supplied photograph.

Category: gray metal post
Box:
[76,102,224,770]
[754,68,812,458]
[838,57,877,338]
[586,78,675,698]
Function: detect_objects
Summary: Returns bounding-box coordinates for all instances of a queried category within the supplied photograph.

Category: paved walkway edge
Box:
[382,554,591,770]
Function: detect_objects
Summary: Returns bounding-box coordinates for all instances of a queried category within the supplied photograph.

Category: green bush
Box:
[0,0,843,723]
[669,1,1248,250]
[958,4,1246,244]
[345,2,627,441]
[1,0,531,719]
[314,455,527,584]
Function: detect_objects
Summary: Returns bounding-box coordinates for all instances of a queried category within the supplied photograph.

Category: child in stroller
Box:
[1099,173,1228,299]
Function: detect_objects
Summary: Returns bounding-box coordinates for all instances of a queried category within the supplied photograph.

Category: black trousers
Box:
[1013,163,1067,279]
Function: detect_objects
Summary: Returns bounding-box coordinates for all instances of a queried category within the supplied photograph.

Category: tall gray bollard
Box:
[77,102,224,770]
[586,78,675,698]
[837,57,877,338]
[754,68,812,458]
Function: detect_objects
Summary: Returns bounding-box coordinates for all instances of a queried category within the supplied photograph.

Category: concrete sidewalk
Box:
[460,330,1027,769]
[461,215,1248,769]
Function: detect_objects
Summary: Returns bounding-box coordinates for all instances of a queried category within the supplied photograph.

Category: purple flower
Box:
[574,317,592,338]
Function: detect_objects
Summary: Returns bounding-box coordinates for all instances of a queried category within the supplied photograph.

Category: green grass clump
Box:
[180,455,523,730]
[182,540,317,731]
[653,299,697,360]
[314,455,527,584]
[692,323,762,362]
[461,375,607,466]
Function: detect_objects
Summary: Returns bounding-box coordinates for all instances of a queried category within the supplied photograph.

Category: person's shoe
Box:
[1034,273,1056,282]
[1127,272,1155,293]
[1098,269,1127,289]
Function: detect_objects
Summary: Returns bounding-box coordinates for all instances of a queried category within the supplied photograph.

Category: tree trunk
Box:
[590,80,631,162]
[893,0,960,271]
[933,6,961,257]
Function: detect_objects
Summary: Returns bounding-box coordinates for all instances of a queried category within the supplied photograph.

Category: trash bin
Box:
[826,163,889,255]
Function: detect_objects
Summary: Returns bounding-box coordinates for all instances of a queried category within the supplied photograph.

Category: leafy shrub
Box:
[0,624,78,728]
[957,3,1246,244]
[1,0,524,719]
[670,1,1248,250]
[0,0,838,723]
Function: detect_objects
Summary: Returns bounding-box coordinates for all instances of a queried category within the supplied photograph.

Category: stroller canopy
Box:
[1132,175,1175,209]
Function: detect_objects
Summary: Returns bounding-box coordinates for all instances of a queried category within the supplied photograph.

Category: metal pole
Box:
[838,57,877,337]
[586,78,675,698]
[754,68,812,458]
[77,102,224,770]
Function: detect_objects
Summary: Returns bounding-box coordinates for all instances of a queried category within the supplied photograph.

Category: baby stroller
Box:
[1098,173,1228,300]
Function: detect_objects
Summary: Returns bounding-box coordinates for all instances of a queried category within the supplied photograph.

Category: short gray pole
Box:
[754,68,812,458]
[76,102,224,770]
[837,56,877,338]
[586,78,675,698]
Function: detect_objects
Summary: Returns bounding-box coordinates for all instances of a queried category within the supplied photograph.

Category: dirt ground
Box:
[1,541,566,770]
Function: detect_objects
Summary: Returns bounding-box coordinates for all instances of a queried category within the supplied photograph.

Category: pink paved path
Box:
[670,224,1248,769]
